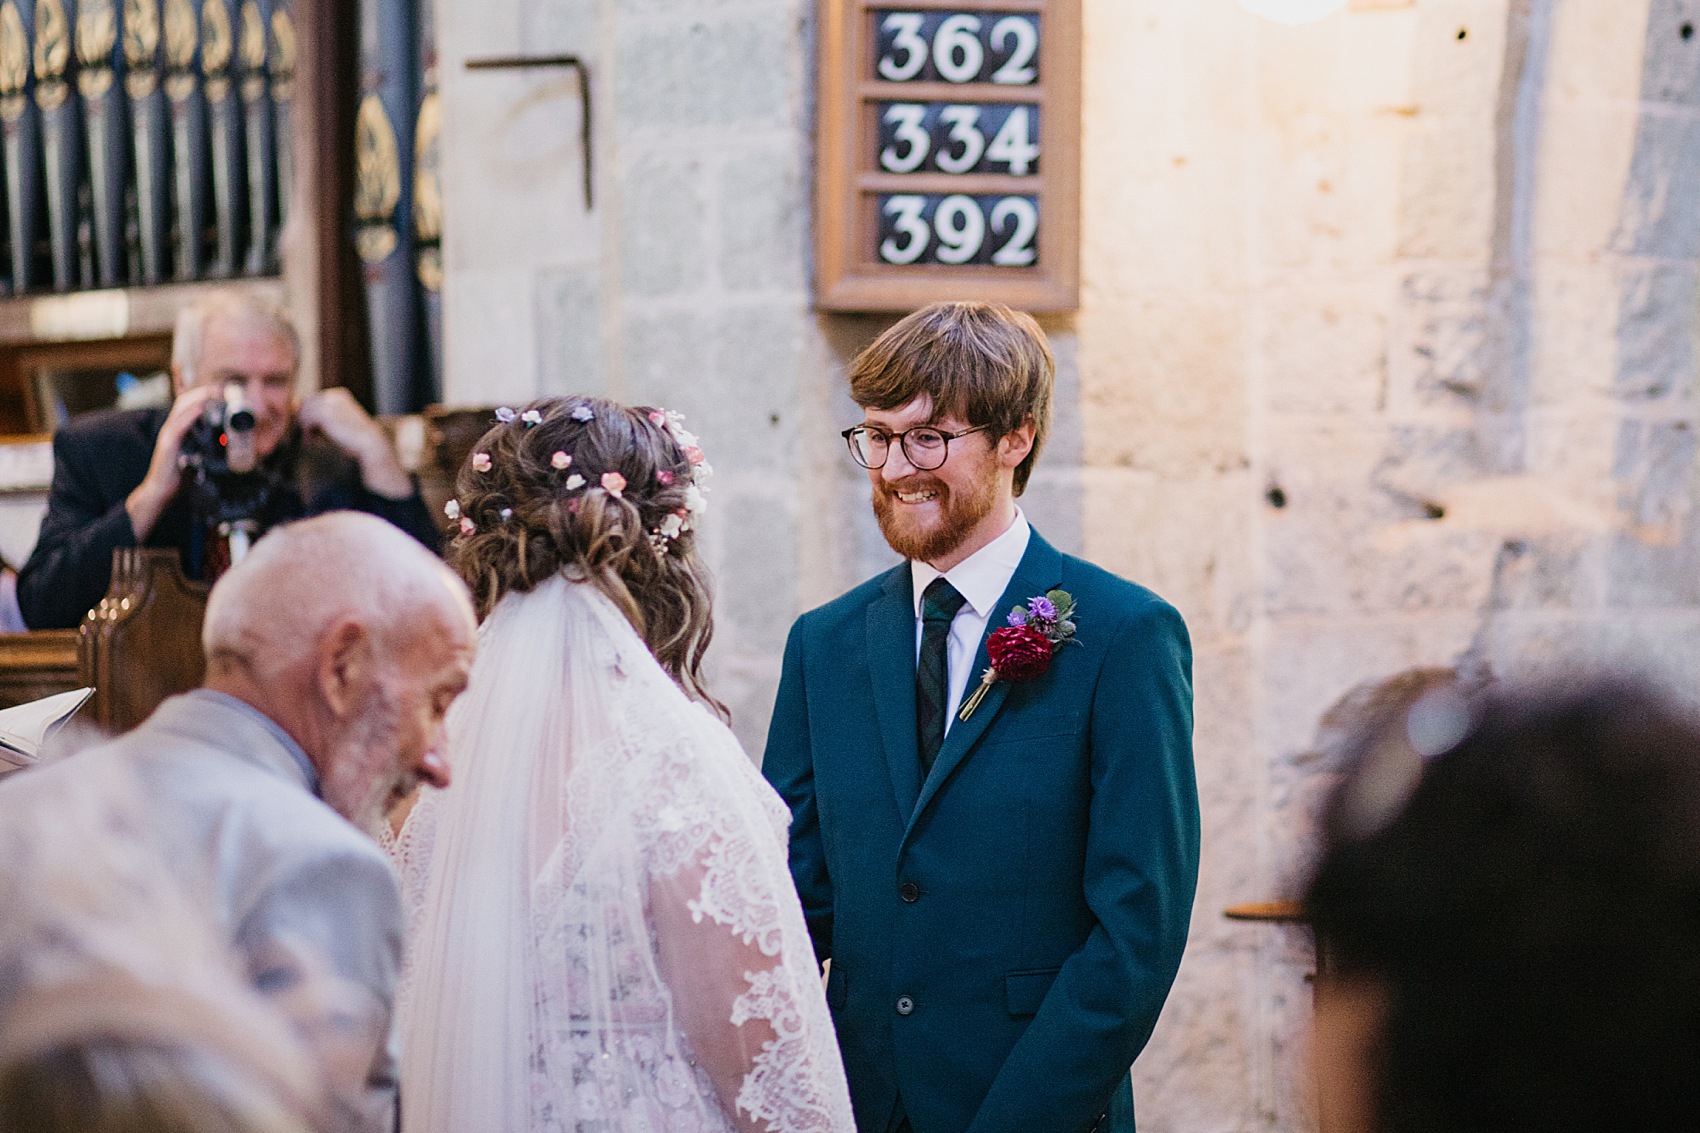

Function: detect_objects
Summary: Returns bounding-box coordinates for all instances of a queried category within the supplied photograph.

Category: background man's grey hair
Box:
[172,291,302,387]
[202,512,468,684]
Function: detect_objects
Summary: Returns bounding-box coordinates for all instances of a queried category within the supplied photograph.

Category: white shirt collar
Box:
[911,509,1031,619]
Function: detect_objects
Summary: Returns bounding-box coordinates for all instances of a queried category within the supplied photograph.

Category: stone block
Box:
[1530,99,1645,262]
[1079,297,1248,477]
[1016,468,1083,557]
[1525,264,1623,406]
[618,149,711,298]
[1613,416,1698,527]
[717,489,800,656]
[442,268,537,404]
[1263,284,1390,415]
[1385,266,1493,409]
[1082,468,1255,644]
[718,146,806,293]
[1612,110,1700,259]
[624,303,804,476]
[616,15,795,132]
[1636,0,1700,106]
[1548,0,1654,104]
[1260,614,1482,777]
[534,263,605,397]
[1614,261,1699,400]
[1483,609,1700,710]
[518,0,598,55]
[1040,326,1084,470]
[1607,523,1700,607]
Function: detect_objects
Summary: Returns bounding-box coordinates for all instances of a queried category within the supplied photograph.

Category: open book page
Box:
[0,688,94,771]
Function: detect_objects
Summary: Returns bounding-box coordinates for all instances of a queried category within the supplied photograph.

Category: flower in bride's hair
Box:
[494,407,516,424]
[684,483,708,521]
[601,472,627,498]
[472,452,493,473]
[684,446,705,466]
[499,508,513,522]
[521,409,542,426]
[657,470,675,486]
[658,512,685,540]
[564,474,585,491]
[551,451,572,470]
[648,410,668,427]
[459,516,475,536]
[571,405,594,423]
[444,498,460,519]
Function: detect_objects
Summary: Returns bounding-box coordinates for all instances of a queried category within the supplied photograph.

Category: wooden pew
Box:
[78,549,208,733]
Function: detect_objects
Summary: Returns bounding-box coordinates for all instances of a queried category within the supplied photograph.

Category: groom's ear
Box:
[317,617,375,719]
[998,416,1037,469]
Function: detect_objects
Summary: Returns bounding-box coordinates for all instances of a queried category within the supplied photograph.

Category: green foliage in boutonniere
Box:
[959,589,1080,722]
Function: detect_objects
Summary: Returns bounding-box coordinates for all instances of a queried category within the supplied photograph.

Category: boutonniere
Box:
[958,590,1080,721]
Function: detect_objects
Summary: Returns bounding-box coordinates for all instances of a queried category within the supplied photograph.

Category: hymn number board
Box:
[816,0,1080,312]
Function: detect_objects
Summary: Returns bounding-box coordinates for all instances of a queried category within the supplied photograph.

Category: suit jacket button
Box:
[899,881,920,903]
[895,995,914,1016]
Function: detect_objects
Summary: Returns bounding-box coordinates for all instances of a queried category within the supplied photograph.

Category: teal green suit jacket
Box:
[763,531,1199,1133]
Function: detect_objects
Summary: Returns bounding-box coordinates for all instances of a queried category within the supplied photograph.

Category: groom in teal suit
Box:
[763,302,1200,1133]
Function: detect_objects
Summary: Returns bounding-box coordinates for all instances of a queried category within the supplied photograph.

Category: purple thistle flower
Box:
[1027,595,1058,622]
[1006,608,1029,627]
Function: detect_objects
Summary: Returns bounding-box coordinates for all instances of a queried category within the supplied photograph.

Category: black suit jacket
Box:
[18,407,441,629]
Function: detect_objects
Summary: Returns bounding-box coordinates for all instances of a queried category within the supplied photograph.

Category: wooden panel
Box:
[816,0,1081,312]
[0,629,79,709]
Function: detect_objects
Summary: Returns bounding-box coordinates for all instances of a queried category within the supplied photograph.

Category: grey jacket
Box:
[29,691,405,1132]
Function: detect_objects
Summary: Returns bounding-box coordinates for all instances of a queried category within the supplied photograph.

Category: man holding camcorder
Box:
[17,290,440,629]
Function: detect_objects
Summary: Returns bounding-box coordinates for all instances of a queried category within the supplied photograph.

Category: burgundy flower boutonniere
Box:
[958,590,1080,722]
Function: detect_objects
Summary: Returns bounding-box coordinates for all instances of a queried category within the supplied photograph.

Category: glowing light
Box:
[1237,0,1348,26]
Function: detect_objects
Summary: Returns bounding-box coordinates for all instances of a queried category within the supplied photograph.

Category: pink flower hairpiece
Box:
[600,472,627,497]
[551,451,572,470]
[472,452,492,473]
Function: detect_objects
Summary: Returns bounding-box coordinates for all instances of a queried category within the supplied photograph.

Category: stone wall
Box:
[435,0,1700,1129]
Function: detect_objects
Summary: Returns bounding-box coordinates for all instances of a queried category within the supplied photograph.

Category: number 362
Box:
[879,194,1039,267]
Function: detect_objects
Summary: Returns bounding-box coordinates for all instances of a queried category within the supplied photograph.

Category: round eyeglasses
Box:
[841,424,990,472]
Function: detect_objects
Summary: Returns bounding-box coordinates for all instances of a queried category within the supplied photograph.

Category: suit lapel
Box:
[867,564,923,820]
[905,534,1065,841]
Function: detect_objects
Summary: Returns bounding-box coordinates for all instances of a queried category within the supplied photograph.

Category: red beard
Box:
[871,472,996,564]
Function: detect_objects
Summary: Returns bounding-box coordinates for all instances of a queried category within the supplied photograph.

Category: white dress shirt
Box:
[911,509,1031,736]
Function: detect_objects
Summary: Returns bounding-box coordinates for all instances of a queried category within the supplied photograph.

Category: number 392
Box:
[878,194,1039,267]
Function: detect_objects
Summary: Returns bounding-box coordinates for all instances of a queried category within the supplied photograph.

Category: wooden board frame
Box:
[816,0,1081,313]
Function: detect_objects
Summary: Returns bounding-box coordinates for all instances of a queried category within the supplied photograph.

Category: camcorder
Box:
[178,380,294,569]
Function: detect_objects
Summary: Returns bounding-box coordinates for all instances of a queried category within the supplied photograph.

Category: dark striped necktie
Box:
[916,577,968,776]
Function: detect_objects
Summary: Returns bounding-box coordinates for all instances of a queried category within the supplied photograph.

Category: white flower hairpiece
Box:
[444,498,461,520]
[494,406,516,424]
[521,409,542,426]
[570,404,595,422]
[642,408,711,554]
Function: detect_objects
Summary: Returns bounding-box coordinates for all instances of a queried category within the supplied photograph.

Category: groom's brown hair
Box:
[849,302,1054,496]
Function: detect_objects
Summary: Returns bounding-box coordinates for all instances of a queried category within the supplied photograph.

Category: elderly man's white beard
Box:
[317,685,409,839]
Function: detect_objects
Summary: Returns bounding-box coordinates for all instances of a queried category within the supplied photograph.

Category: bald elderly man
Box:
[0,512,477,1132]
[18,289,440,629]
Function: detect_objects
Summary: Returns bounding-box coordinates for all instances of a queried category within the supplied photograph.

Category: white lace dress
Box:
[386,576,853,1133]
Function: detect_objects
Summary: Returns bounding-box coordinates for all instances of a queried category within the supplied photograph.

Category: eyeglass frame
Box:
[840,422,993,471]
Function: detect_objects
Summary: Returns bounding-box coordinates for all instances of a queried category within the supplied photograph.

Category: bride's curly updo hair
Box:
[450,396,725,718]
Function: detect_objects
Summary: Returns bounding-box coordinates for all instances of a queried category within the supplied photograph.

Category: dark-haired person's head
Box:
[846,302,1052,570]
[1305,676,1700,1133]
[450,396,723,717]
